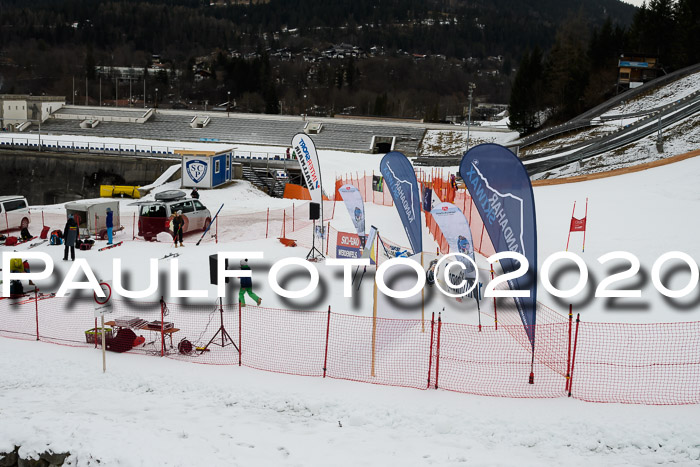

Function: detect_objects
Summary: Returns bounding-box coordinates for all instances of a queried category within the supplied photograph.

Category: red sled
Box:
[40,226,50,239]
[4,236,18,246]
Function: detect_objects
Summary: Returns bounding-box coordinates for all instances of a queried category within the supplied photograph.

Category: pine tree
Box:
[508,47,544,135]
[672,0,700,68]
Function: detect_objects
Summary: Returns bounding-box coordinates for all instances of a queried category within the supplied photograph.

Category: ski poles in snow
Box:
[196,203,224,246]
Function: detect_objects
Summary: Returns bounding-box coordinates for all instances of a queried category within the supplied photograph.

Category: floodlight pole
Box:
[466,83,476,151]
[620,101,626,129]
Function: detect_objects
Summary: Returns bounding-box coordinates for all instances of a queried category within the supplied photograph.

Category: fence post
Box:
[282,210,286,238]
[568,313,581,397]
[94,317,98,348]
[491,266,497,330]
[323,306,331,378]
[565,305,573,392]
[479,223,485,250]
[216,215,218,244]
[292,203,295,231]
[132,212,135,240]
[42,211,45,228]
[434,312,442,389]
[427,312,435,389]
[325,221,331,255]
[34,288,39,341]
[238,301,242,366]
[265,208,269,238]
[160,297,165,357]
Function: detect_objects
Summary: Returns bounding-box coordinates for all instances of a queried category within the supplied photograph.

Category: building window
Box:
[215,160,220,173]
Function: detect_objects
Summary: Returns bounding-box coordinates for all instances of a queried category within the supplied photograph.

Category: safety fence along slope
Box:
[1,296,699,405]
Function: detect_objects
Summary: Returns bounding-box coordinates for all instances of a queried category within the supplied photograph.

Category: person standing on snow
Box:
[63,214,78,261]
[190,187,200,199]
[238,259,262,307]
[105,207,114,245]
[171,210,185,247]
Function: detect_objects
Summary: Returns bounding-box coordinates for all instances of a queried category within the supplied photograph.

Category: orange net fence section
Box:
[2,295,699,405]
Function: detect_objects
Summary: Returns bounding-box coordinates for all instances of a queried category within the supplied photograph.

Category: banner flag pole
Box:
[566,201,576,252]
[421,251,425,333]
[371,263,378,377]
[582,198,588,252]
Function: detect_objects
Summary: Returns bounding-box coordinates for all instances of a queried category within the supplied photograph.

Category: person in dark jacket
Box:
[190,187,200,199]
[105,207,114,245]
[171,210,185,247]
[238,259,262,306]
[63,214,78,261]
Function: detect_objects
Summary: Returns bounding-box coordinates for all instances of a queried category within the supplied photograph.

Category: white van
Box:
[0,196,31,232]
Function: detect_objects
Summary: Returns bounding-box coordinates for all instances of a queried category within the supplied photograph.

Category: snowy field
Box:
[2,337,700,466]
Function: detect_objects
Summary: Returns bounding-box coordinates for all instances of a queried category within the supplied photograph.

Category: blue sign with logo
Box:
[460,144,537,348]
[186,159,208,184]
[380,151,422,255]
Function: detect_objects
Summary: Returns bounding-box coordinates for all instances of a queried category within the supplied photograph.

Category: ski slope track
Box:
[525,90,700,175]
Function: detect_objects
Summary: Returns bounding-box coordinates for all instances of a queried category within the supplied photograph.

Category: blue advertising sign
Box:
[380,151,422,255]
[337,231,375,264]
[459,144,537,348]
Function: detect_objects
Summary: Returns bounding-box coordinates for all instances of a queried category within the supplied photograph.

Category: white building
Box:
[0,95,65,130]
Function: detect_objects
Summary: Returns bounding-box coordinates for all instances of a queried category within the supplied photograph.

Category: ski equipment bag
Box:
[50,230,63,245]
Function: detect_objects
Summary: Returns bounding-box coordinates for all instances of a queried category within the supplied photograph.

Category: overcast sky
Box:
[621,0,644,7]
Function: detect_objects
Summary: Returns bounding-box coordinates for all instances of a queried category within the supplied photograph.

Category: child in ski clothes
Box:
[9,258,34,286]
[238,259,262,306]
[63,214,78,261]
[171,210,185,247]
[105,207,114,245]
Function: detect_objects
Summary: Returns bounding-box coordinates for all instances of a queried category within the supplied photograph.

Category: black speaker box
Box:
[309,202,320,220]
[209,254,231,285]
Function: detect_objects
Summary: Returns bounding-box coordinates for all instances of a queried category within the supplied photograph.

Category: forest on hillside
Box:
[0,0,644,121]
[509,0,700,134]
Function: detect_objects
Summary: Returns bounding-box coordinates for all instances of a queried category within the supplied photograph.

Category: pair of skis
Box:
[159,252,180,260]
[98,241,123,252]
[11,292,57,305]
[18,236,38,245]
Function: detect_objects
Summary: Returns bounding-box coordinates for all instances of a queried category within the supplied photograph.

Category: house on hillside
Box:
[617,54,662,89]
